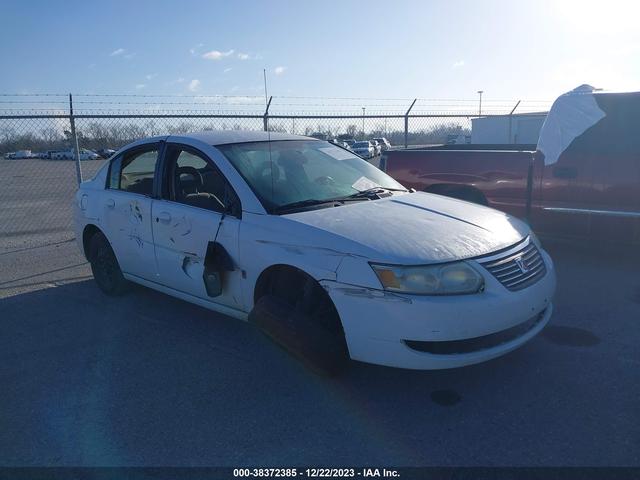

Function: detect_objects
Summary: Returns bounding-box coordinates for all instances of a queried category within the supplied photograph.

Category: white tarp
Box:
[537,84,606,165]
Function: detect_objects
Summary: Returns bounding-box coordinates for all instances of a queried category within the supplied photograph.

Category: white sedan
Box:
[351,141,375,159]
[74,131,555,374]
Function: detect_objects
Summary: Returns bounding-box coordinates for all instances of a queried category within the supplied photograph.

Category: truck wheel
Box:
[453,189,488,206]
[427,186,488,206]
[88,232,128,296]
[250,269,349,376]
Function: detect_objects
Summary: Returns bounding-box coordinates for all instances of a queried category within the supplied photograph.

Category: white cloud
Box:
[135,84,146,90]
[223,67,233,73]
[145,73,158,80]
[274,66,286,75]
[452,60,465,68]
[202,49,235,60]
[110,48,125,56]
[188,79,201,92]
[124,52,136,60]
[237,52,250,60]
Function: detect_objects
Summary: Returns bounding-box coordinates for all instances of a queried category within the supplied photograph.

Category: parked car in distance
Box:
[75,130,555,375]
[337,136,357,148]
[373,137,391,151]
[13,150,35,159]
[52,149,100,160]
[446,134,472,145]
[4,152,16,159]
[351,140,375,159]
[381,86,640,244]
[309,132,329,141]
[96,148,116,159]
[371,140,382,156]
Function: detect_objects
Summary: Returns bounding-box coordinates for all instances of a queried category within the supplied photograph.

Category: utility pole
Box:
[477,90,484,116]
[361,107,366,138]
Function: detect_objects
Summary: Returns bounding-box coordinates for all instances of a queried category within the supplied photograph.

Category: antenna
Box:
[263,68,268,106]
[263,68,274,205]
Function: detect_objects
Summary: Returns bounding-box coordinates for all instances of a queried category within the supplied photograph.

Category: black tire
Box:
[253,269,349,376]
[428,186,488,206]
[453,189,487,205]
[88,231,128,296]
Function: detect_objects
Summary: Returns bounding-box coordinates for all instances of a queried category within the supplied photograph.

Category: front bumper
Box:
[321,250,556,370]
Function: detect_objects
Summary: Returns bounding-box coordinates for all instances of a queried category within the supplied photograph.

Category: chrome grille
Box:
[476,238,546,291]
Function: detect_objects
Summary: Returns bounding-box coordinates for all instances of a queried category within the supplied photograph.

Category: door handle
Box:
[105,198,115,209]
[156,211,172,223]
[552,166,578,179]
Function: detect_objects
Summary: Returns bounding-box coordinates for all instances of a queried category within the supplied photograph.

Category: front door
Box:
[151,143,244,311]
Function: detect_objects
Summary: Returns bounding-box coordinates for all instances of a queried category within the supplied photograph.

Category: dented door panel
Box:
[101,190,157,280]
[151,199,243,311]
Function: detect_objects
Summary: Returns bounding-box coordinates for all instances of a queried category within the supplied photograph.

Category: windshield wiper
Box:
[273,198,343,214]
[338,186,408,200]
[273,187,409,214]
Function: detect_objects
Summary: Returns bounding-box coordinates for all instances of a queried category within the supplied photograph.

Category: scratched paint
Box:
[128,201,144,248]
[171,214,193,237]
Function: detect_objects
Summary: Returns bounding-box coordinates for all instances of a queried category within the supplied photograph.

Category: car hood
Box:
[284,192,529,264]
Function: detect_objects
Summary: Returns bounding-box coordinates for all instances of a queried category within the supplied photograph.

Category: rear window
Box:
[565,93,640,156]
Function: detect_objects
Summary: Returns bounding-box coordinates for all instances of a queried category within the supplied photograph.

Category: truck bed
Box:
[381,147,536,220]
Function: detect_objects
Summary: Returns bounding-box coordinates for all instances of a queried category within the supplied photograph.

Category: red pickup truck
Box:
[381,87,640,243]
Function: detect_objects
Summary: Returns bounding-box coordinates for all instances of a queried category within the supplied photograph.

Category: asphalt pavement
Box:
[0,236,639,466]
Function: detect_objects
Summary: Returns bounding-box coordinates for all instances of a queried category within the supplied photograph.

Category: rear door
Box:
[102,143,161,280]
[151,143,244,311]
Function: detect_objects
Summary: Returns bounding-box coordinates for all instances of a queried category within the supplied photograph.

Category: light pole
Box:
[477,90,483,116]
[362,107,366,138]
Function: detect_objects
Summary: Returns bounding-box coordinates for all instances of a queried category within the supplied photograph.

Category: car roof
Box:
[168,130,316,146]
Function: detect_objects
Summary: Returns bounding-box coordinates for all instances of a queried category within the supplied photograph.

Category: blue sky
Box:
[1,0,639,103]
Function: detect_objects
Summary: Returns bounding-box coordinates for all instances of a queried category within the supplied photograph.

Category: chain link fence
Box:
[0,94,551,253]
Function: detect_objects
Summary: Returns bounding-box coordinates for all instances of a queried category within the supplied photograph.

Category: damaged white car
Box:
[75,131,556,374]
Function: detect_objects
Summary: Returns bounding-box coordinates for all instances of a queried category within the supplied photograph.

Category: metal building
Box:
[471,112,547,144]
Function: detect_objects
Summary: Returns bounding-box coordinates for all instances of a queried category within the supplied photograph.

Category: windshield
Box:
[217,140,405,213]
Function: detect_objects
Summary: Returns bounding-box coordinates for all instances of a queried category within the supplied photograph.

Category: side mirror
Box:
[202,242,235,298]
[203,270,223,297]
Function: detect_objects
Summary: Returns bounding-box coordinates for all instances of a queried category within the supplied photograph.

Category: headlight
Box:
[370,262,484,295]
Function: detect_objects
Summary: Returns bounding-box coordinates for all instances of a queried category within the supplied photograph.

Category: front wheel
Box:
[88,231,128,296]
[250,269,350,376]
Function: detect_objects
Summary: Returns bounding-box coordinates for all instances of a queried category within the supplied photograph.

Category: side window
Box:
[106,147,158,195]
[107,155,122,189]
[166,146,239,214]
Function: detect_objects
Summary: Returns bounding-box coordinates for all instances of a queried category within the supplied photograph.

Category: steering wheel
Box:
[176,166,204,190]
